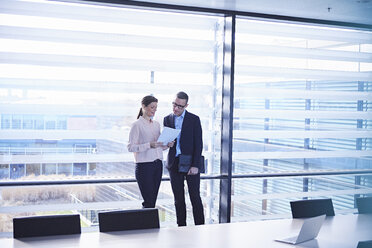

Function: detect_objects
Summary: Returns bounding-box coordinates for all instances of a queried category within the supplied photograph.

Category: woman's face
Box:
[142,101,158,118]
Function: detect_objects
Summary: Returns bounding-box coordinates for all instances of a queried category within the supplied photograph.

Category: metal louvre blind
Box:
[233,17,372,166]
[231,17,372,220]
[0,1,217,82]
[0,0,223,176]
[0,0,226,231]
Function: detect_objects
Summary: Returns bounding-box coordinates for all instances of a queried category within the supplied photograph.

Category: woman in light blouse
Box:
[128,95,174,208]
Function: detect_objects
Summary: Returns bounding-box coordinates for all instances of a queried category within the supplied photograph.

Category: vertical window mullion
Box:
[219,14,235,223]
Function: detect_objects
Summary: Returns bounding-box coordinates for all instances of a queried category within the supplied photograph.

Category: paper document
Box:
[157,127,181,145]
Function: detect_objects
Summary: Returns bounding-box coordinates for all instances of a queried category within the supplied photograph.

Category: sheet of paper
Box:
[157,127,181,145]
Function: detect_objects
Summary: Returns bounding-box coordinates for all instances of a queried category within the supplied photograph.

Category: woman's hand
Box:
[150,142,163,148]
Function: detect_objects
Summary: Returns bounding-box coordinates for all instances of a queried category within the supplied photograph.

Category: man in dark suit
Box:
[164,91,204,226]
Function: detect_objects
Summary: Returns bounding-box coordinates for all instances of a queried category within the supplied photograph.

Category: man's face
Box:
[172,97,188,116]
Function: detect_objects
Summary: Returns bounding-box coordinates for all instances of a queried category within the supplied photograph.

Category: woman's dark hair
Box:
[137,95,158,119]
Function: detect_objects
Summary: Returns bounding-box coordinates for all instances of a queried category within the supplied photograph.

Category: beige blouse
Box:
[127,116,163,163]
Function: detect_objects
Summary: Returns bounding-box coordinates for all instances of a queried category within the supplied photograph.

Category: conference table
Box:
[0,214,371,248]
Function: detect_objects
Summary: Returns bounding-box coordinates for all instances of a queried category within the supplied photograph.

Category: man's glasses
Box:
[172,102,186,109]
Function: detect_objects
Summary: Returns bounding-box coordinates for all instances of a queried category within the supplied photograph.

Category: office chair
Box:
[13,214,81,238]
[357,240,372,248]
[290,198,335,218]
[98,208,160,232]
[356,196,372,214]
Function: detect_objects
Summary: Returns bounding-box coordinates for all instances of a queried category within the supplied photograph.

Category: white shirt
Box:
[174,110,185,156]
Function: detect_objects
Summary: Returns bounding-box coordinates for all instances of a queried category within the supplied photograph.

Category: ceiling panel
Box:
[132,0,372,26]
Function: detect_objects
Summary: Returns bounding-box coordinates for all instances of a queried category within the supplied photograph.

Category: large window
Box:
[233,17,372,220]
[0,0,223,232]
[0,0,371,235]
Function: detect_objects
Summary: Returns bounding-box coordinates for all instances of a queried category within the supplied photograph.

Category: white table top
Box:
[0,214,371,248]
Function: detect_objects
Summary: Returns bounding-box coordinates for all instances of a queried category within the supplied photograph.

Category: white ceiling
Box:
[134,0,372,26]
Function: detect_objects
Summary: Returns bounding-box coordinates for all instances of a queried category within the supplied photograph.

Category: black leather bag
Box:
[199,155,205,174]
[178,154,205,173]
[178,154,192,173]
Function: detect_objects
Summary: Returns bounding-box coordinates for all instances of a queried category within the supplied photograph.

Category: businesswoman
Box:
[128,95,173,208]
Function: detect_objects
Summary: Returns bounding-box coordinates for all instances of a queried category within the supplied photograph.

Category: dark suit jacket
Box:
[163,110,203,169]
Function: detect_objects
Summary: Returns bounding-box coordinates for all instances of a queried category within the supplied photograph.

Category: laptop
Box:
[275,214,326,245]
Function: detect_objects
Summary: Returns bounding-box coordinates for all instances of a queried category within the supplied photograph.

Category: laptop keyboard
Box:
[283,236,297,243]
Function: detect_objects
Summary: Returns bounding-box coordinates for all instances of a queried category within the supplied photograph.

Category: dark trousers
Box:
[135,159,163,208]
[168,157,204,226]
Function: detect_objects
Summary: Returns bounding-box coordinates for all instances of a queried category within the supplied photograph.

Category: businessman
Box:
[164,91,204,226]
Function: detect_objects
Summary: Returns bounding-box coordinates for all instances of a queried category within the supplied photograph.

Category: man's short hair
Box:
[176,91,189,103]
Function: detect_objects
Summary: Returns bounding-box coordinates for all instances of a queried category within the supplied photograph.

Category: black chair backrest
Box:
[13,214,81,238]
[357,240,372,248]
[356,197,372,214]
[98,208,160,232]
[290,198,335,218]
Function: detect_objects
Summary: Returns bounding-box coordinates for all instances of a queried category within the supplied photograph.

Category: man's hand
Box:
[188,167,199,175]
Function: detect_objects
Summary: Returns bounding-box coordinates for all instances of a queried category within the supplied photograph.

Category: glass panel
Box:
[0,0,223,233]
[10,164,25,179]
[233,17,372,218]
[26,163,41,177]
[58,163,72,176]
[234,18,372,173]
[22,115,33,129]
[0,0,222,182]
[42,163,57,175]
[231,175,372,222]
[0,180,220,232]
[11,115,22,129]
[1,115,11,129]
[0,165,9,179]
